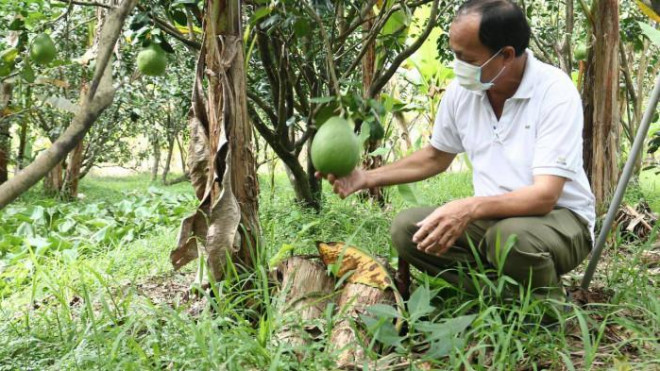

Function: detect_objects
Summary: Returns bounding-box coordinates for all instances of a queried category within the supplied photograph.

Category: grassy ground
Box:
[0,171,659,370]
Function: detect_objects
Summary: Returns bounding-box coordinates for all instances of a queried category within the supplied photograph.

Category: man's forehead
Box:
[449,13,486,55]
[449,13,481,40]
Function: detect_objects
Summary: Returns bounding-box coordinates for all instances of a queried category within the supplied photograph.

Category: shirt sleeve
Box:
[532,81,583,181]
[430,84,465,154]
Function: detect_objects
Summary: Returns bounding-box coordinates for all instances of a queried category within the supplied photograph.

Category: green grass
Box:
[0,172,658,370]
[639,170,660,211]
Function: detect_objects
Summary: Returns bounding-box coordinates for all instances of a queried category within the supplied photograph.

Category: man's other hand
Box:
[412,199,475,256]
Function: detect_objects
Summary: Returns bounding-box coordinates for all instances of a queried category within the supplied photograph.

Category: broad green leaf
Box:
[360,314,402,348]
[407,286,434,321]
[426,337,463,359]
[366,303,401,319]
[397,183,420,206]
[30,206,45,221]
[358,124,371,149]
[419,314,477,342]
[369,147,389,157]
[26,236,50,251]
[58,219,76,233]
[373,320,402,348]
[638,21,660,47]
[0,48,18,63]
[21,63,35,83]
[250,7,272,25]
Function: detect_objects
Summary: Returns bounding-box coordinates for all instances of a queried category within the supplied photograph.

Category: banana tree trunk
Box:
[172,0,260,282]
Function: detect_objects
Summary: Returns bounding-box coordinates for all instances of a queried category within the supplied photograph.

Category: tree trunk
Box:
[63,140,84,199]
[0,83,12,185]
[219,0,260,270]
[394,112,412,152]
[44,162,64,196]
[176,134,187,174]
[16,118,28,172]
[361,6,385,205]
[172,0,260,282]
[162,134,175,184]
[151,134,161,182]
[581,0,620,213]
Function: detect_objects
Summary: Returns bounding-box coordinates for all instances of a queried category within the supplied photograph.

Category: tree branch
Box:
[619,40,637,106]
[408,0,436,8]
[333,0,380,50]
[53,0,114,9]
[303,2,341,97]
[136,4,201,50]
[247,90,278,125]
[340,3,394,81]
[369,0,440,98]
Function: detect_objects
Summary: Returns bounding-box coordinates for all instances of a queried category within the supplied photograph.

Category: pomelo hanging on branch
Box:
[30,33,57,65]
[137,43,168,76]
[574,42,587,61]
[311,116,360,177]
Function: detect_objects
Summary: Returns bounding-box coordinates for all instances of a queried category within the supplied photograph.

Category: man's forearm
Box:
[467,177,565,220]
[364,146,456,189]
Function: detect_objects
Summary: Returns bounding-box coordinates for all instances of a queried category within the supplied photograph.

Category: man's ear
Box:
[502,46,517,61]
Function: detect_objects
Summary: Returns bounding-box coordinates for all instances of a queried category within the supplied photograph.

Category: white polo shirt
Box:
[431,50,596,243]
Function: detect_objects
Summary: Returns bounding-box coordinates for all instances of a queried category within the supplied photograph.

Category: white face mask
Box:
[453,49,506,91]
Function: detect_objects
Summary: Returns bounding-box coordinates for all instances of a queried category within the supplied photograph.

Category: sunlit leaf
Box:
[638,21,660,47]
[397,183,420,206]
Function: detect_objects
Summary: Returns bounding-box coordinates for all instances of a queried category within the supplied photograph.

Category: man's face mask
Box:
[453,48,506,91]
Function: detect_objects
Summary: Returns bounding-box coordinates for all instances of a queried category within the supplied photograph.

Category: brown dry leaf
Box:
[187,116,209,201]
[316,241,393,289]
[641,250,660,266]
[171,209,206,270]
[36,78,70,89]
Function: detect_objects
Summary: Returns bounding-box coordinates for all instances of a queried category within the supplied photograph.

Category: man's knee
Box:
[390,207,434,259]
[390,208,424,258]
[484,218,555,285]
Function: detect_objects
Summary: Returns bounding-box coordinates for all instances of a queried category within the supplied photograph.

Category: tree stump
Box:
[329,283,395,369]
[272,248,400,369]
[274,257,335,349]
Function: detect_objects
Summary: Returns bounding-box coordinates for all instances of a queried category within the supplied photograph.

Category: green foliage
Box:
[362,285,476,359]
[0,184,195,296]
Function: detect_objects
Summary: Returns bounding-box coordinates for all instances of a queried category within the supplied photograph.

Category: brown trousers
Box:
[390,207,592,299]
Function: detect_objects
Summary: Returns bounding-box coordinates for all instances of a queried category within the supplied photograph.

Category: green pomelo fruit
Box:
[30,34,57,65]
[137,44,168,76]
[574,43,587,61]
[311,116,360,177]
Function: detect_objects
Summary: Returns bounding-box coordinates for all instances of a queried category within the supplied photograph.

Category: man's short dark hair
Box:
[457,0,530,57]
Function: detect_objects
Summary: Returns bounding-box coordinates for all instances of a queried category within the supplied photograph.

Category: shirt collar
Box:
[510,49,535,100]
